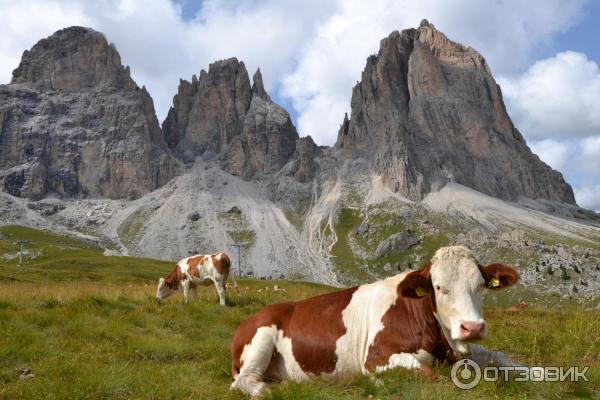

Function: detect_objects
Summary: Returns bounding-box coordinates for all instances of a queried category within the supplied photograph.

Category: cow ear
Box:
[479,263,519,289]
[399,265,432,298]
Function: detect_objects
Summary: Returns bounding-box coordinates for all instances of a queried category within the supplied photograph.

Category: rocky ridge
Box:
[1,24,598,294]
[336,19,575,204]
[0,27,177,200]
[162,59,313,181]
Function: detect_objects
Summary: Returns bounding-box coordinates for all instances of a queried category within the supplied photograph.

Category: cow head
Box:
[156,277,176,301]
[399,246,518,354]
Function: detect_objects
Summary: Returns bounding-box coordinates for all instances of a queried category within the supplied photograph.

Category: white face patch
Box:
[429,246,486,353]
[156,278,174,300]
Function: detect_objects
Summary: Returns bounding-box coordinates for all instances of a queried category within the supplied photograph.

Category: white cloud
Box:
[499,50,600,211]
[579,136,600,173]
[525,137,600,211]
[282,0,588,143]
[499,51,600,140]
[0,1,91,84]
[0,0,333,123]
[529,139,571,172]
[574,186,600,212]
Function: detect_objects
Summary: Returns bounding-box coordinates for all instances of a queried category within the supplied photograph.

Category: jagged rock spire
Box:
[162,59,302,180]
[161,57,252,159]
[252,68,271,101]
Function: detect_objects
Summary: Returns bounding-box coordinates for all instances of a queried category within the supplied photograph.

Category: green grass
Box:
[228,230,256,249]
[117,208,154,247]
[217,210,257,249]
[330,207,368,281]
[283,209,305,232]
[0,225,173,283]
[0,225,598,399]
[328,207,451,283]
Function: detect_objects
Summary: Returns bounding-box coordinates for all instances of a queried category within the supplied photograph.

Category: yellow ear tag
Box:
[415,287,427,297]
[489,277,500,288]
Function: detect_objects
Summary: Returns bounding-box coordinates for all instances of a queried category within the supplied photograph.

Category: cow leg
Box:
[214,278,226,306]
[182,280,191,304]
[190,285,199,302]
[374,350,435,379]
[231,326,277,396]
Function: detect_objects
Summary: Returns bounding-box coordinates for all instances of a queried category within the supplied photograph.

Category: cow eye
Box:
[435,285,442,291]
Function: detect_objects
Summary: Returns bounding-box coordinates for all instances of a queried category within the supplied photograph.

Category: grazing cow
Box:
[230,246,521,396]
[156,252,231,306]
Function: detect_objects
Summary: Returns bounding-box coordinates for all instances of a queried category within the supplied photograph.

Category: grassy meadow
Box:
[0,225,599,399]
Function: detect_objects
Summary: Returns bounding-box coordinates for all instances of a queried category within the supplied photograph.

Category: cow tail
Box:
[231,361,240,379]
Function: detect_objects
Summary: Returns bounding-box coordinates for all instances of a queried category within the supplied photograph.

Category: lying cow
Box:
[230,246,520,396]
[156,252,231,306]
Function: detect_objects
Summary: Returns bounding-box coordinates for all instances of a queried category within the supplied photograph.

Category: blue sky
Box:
[551,1,600,63]
[0,0,598,210]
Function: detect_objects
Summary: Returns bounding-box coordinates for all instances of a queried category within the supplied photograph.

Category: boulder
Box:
[375,231,419,258]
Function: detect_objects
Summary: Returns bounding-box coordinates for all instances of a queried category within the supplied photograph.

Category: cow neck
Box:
[365,283,456,372]
[423,291,457,364]
[164,266,183,290]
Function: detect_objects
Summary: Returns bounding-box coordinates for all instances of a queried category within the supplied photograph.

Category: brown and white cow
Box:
[230,246,521,396]
[156,252,231,306]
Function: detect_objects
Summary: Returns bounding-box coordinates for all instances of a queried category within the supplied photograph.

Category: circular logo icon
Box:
[451,359,481,389]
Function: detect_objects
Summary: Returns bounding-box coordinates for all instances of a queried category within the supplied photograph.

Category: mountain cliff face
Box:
[162,61,304,180]
[0,27,177,200]
[0,23,577,206]
[336,20,575,204]
[162,58,252,159]
[1,24,598,290]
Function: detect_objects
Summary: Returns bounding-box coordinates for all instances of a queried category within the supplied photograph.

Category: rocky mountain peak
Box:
[162,57,252,160]
[11,26,136,91]
[0,27,176,200]
[251,68,271,102]
[419,18,432,28]
[336,21,576,205]
[163,60,307,181]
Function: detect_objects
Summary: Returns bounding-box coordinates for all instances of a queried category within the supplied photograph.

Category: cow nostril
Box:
[460,322,486,338]
[460,324,469,335]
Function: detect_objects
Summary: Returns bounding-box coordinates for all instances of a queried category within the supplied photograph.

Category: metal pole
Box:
[233,242,246,277]
[237,245,241,276]
[17,240,27,266]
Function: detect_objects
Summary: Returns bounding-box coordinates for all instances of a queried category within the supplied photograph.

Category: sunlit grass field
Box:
[0,225,598,399]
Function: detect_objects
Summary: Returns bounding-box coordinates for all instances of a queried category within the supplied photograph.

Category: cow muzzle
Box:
[458,321,487,341]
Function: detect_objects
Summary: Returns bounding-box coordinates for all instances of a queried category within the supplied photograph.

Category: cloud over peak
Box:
[500,51,600,140]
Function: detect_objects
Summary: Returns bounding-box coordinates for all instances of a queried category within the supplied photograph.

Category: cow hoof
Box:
[419,365,436,381]
[370,377,384,387]
[251,382,268,398]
